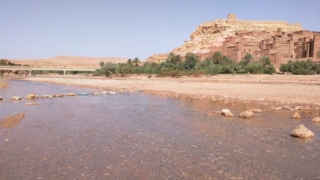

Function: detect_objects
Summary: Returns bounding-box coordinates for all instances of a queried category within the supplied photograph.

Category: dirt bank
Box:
[0,80,9,89]
[24,74,320,111]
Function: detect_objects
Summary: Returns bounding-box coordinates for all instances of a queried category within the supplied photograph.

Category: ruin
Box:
[146,14,320,67]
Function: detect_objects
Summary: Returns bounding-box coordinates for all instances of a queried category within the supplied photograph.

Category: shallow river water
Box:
[0,80,319,180]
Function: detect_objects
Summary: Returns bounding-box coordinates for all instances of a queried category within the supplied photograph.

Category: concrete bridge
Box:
[0,66,96,75]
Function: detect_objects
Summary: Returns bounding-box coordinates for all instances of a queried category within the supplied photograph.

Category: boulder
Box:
[101,91,108,94]
[11,96,22,100]
[65,93,77,96]
[41,95,52,98]
[239,111,254,118]
[92,92,100,95]
[292,112,301,119]
[26,94,39,99]
[291,124,314,138]
[312,117,320,122]
[221,109,234,117]
[53,94,63,97]
[0,96,3,101]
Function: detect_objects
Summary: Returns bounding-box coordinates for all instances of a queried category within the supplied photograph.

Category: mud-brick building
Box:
[222,14,320,67]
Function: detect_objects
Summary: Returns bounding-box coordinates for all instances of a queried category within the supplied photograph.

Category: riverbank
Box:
[23,74,320,112]
[0,79,9,89]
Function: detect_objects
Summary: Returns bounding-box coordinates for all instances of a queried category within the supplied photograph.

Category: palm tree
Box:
[260,56,270,66]
[243,53,253,65]
[316,50,320,59]
[99,61,105,67]
[133,57,140,66]
[127,58,132,64]
[213,51,223,64]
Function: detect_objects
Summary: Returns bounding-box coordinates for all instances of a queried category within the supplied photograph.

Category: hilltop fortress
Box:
[147,14,320,67]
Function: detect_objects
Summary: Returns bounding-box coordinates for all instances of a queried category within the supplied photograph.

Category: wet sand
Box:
[24,74,320,111]
[0,80,320,179]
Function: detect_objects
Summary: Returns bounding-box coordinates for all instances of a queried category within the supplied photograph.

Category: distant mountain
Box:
[9,56,128,68]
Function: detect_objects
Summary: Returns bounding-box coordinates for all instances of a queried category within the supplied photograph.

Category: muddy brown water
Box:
[0,80,319,180]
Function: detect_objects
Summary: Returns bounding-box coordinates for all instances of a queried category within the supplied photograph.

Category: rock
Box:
[252,109,262,113]
[291,124,314,138]
[312,117,320,122]
[65,93,77,96]
[26,94,39,99]
[91,92,100,95]
[0,96,3,101]
[282,106,294,111]
[41,95,52,98]
[239,111,254,118]
[109,91,116,94]
[11,96,22,100]
[272,107,282,111]
[53,94,63,97]
[292,112,301,119]
[221,109,234,117]
[101,91,108,94]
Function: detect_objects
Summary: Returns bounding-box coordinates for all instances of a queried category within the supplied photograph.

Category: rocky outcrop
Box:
[312,117,320,122]
[291,124,314,138]
[221,109,234,117]
[292,112,301,119]
[146,16,303,63]
[239,111,254,118]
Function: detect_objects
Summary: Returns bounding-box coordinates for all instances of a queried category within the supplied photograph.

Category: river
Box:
[0,80,319,179]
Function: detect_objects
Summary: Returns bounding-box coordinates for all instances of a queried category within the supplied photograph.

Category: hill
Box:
[146,14,320,67]
[9,56,127,68]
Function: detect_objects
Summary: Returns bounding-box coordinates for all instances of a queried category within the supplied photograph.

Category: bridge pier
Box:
[63,70,66,75]
[28,70,32,76]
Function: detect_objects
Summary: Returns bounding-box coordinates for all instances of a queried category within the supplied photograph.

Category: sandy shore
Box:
[22,74,320,111]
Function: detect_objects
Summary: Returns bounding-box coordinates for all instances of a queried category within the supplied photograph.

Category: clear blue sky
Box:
[1,0,320,61]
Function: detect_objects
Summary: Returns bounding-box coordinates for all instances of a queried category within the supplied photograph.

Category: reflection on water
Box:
[0,80,319,179]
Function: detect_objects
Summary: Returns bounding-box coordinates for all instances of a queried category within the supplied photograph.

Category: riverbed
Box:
[0,80,319,179]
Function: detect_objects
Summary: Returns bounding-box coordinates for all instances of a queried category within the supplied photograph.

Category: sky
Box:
[1,0,320,61]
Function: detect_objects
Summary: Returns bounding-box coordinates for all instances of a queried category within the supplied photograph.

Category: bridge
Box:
[0,66,96,76]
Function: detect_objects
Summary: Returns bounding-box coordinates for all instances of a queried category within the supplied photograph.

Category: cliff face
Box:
[146,18,303,62]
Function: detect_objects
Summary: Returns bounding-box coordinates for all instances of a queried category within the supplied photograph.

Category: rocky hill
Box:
[9,56,127,68]
[146,15,303,62]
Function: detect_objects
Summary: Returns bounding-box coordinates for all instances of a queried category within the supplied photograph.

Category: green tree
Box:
[127,58,132,64]
[260,56,271,66]
[133,57,140,66]
[243,53,253,65]
[166,52,181,65]
[99,61,105,67]
[212,51,223,64]
[183,52,198,70]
